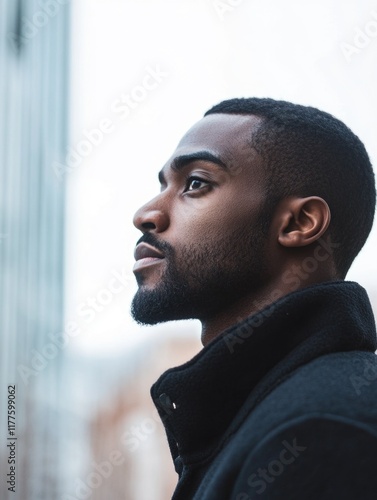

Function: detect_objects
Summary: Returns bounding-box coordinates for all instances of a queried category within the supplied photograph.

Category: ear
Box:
[277,196,331,248]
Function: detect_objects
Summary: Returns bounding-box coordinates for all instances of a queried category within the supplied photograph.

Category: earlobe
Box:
[277,197,331,248]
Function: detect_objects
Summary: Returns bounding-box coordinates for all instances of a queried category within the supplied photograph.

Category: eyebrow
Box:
[158,150,228,184]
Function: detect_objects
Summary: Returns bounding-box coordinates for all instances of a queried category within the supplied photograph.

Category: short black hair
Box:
[204,98,376,278]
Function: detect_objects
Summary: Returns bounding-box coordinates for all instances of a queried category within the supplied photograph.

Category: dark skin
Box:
[133,113,337,346]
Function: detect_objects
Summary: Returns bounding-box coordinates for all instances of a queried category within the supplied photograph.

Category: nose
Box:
[133,196,170,233]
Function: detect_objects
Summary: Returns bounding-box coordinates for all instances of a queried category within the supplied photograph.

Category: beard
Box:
[131,208,272,325]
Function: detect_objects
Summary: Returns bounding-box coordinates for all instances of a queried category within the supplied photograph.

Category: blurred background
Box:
[1,0,377,498]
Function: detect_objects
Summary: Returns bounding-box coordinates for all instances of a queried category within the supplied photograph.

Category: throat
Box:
[200,286,284,346]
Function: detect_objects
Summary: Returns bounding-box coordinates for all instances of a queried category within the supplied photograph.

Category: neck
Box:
[200,272,338,346]
[200,285,283,346]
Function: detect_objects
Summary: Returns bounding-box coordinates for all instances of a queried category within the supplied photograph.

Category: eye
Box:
[185,176,209,192]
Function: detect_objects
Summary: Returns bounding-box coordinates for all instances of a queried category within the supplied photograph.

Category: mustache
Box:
[136,232,173,255]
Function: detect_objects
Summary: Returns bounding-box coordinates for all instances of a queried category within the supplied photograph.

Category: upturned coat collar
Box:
[151,281,377,471]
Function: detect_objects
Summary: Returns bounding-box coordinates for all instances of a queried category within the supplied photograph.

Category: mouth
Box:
[133,242,165,272]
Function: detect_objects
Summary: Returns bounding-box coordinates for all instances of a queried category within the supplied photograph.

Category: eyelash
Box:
[184,175,210,193]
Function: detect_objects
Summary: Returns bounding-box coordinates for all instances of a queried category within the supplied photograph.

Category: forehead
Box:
[176,113,261,158]
[178,113,261,148]
[161,113,264,179]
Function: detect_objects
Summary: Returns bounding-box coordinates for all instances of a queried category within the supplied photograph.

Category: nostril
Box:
[142,222,156,230]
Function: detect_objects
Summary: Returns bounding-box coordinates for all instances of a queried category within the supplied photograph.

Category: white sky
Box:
[66,0,377,355]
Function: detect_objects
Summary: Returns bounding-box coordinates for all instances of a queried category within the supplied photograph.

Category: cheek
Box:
[179,201,227,238]
[168,182,266,246]
[211,194,262,231]
[169,200,218,238]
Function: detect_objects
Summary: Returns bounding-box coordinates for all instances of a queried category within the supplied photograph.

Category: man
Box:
[131,98,377,499]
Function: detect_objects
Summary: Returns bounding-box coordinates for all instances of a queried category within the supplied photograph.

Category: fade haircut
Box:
[204,98,376,278]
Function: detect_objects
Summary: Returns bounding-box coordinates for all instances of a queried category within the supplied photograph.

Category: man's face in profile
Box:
[131,114,273,325]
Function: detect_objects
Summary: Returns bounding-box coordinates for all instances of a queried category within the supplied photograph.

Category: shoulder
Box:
[228,351,377,498]
[254,350,377,423]
[194,351,377,499]
[232,413,377,499]
[287,350,377,392]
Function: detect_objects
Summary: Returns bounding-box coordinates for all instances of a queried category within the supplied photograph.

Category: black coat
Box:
[151,281,377,499]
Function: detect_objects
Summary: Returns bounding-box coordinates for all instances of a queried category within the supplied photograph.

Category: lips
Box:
[134,242,164,261]
[133,242,165,272]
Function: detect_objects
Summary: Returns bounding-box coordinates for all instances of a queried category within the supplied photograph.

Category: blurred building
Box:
[60,333,201,500]
[0,0,70,498]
